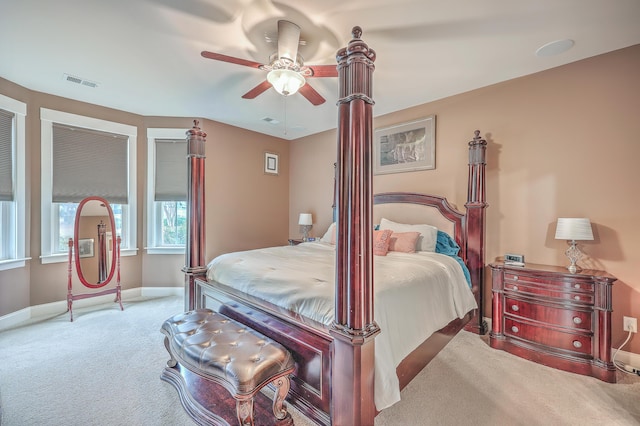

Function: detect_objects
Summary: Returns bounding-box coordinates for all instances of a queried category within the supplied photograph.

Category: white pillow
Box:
[379,218,438,252]
[321,222,336,244]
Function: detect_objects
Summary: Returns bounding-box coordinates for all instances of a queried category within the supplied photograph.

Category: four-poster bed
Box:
[179,27,488,426]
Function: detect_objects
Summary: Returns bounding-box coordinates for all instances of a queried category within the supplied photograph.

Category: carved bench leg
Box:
[163,337,177,368]
[236,398,254,426]
[272,375,291,420]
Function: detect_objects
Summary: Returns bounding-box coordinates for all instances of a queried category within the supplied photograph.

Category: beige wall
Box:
[289,44,640,355]
[0,80,289,315]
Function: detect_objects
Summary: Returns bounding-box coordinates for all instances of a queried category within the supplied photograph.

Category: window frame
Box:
[0,94,28,271]
[146,128,187,255]
[40,108,137,264]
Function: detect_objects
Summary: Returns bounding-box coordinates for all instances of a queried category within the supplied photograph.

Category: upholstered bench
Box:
[161,309,295,426]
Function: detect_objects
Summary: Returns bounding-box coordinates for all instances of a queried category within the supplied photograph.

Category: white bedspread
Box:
[206,241,477,410]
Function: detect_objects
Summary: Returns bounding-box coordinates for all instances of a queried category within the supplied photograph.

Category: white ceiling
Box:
[2,0,639,140]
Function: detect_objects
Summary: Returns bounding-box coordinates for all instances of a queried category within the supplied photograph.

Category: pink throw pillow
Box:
[373,229,394,256]
[388,231,420,253]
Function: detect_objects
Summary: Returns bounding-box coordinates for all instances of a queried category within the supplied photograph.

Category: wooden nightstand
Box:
[489,261,617,382]
[288,239,304,246]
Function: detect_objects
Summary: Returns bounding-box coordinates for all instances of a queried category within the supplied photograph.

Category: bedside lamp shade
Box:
[555,218,593,273]
[554,218,594,242]
[298,213,313,226]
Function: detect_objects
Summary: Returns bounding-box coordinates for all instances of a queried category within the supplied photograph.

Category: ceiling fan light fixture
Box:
[267,68,305,96]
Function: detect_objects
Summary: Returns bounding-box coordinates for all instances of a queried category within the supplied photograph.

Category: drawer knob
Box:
[573,340,582,349]
[513,276,519,281]
[574,283,581,289]
[511,326,519,333]
[574,296,580,301]
[573,316,582,325]
[511,305,519,312]
[512,285,519,292]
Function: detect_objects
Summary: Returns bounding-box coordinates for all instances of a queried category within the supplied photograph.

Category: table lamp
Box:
[298,213,313,242]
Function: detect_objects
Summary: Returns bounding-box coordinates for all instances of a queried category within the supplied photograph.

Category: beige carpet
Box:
[0,295,638,425]
[375,330,640,426]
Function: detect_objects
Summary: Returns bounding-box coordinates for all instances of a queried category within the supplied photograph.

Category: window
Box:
[0,95,27,271]
[146,128,188,254]
[40,109,137,263]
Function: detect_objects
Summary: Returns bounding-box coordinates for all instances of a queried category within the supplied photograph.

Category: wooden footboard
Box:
[195,277,475,426]
[195,277,333,426]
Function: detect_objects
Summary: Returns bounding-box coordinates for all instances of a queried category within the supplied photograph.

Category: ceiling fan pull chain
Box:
[283,96,288,136]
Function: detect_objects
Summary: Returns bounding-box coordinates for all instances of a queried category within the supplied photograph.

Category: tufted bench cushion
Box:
[161,309,295,425]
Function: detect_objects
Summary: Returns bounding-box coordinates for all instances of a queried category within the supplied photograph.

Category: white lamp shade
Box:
[555,218,594,241]
[298,213,313,226]
[267,69,305,96]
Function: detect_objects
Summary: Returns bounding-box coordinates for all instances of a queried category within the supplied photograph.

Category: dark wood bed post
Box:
[330,27,380,426]
[183,120,207,311]
[464,130,489,334]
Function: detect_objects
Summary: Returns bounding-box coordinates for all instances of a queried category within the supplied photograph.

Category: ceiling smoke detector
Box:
[535,39,575,57]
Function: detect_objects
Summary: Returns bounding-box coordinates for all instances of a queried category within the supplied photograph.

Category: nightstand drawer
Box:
[504,318,592,355]
[505,272,593,292]
[505,281,594,304]
[504,297,592,331]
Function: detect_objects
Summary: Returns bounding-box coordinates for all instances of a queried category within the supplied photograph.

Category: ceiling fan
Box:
[201,20,338,106]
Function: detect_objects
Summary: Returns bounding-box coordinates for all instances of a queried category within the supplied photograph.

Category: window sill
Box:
[40,254,67,264]
[0,257,31,271]
[145,247,185,255]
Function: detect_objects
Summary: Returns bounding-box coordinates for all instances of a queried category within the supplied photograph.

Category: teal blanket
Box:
[436,230,472,287]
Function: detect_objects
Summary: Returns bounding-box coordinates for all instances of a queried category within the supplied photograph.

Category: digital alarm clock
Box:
[504,253,525,267]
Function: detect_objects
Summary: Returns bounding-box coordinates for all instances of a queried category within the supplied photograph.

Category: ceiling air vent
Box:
[261,117,280,125]
[63,73,99,88]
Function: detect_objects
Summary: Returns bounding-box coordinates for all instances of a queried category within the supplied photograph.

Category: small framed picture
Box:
[265,152,279,175]
[78,238,94,258]
[374,115,436,175]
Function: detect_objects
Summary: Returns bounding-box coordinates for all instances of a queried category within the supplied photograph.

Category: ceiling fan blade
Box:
[298,84,326,106]
[277,20,300,62]
[306,64,338,78]
[241,80,272,99]
[201,51,264,69]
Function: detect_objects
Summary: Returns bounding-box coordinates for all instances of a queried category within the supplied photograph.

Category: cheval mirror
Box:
[67,196,123,321]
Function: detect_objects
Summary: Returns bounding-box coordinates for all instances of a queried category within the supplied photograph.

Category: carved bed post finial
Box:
[183,119,207,310]
[465,130,488,335]
[331,26,380,426]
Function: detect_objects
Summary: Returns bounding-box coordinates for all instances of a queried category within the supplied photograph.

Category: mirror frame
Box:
[73,196,117,289]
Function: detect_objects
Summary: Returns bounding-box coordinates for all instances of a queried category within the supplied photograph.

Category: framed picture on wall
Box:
[373,115,436,175]
[265,152,279,175]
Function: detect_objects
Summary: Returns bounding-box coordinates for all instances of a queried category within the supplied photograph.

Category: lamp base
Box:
[565,240,583,274]
[566,264,582,274]
[300,225,311,242]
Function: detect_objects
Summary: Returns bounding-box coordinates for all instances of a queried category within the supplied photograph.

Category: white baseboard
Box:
[0,286,183,332]
[615,347,640,370]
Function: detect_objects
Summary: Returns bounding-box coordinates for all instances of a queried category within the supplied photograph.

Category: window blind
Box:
[154,138,187,201]
[0,109,14,202]
[52,123,129,204]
